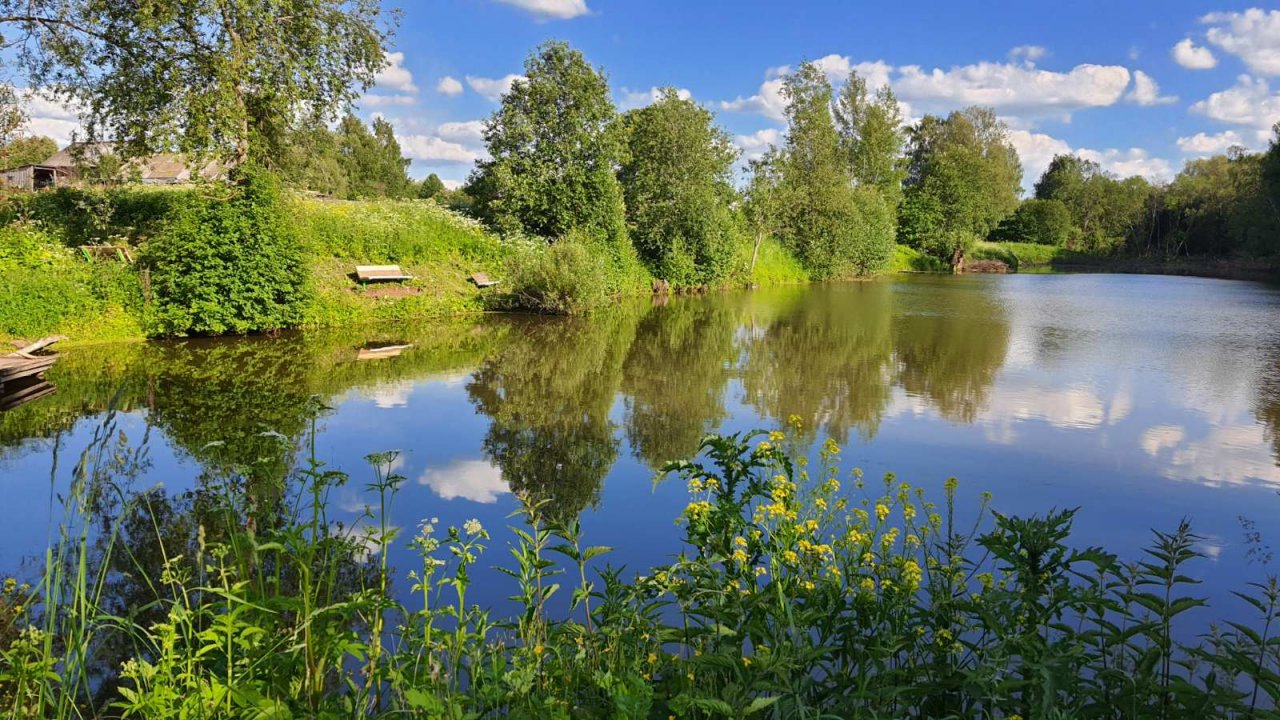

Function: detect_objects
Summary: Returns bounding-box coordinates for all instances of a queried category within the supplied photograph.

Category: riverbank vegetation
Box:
[5,422,1280,718]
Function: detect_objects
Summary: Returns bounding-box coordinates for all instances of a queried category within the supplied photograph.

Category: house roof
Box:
[40,142,224,181]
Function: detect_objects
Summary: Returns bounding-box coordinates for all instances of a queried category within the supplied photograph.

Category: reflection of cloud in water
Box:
[419,459,509,503]
[367,381,414,408]
[974,386,1108,444]
[1141,425,1185,456]
[1144,422,1280,488]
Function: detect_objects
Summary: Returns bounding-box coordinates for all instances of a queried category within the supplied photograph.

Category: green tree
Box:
[0,0,393,166]
[773,61,894,278]
[744,148,784,274]
[618,88,740,285]
[419,173,446,199]
[278,122,348,197]
[900,107,1022,268]
[991,198,1074,245]
[336,115,411,199]
[834,71,906,212]
[470,41,629,260]
[0,135,56,168]
[1033,153,1150,252]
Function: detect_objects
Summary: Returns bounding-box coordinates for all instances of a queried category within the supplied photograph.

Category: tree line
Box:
[0,0,1276,281]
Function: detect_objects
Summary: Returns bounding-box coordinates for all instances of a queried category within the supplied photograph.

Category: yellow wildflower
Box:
[875,503,890,522]
[860,577,876,593]
[768,430,785,442]
[733,536,748,548]
[783,550,799,565]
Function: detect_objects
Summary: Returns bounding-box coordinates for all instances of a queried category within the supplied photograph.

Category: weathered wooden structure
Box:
[469,272,500,288]
[0,336,65,397]
[355,265,414,282]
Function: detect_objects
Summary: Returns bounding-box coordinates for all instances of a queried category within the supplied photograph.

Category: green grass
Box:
[889,243,949,273]
[743,237,811,286]
[972,241,1105,271]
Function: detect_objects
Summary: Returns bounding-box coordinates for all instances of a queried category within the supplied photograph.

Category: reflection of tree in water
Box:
[1259,345,1280,466]
[741,283,895,443]
[468,308,642,520]
[621,299,739,469]
[893,279,1011,423]
[72,437,374,712]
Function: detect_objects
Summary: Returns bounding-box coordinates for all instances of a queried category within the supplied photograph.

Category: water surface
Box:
[3,273,1280,619]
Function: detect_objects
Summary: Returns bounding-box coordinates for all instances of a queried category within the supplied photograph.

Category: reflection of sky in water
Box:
[3,273,1280,628]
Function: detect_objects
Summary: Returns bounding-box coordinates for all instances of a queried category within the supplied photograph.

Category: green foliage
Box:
[1034,154,1150,252]
[144,169,306,335]
[1161,148,1280,258]
[835,70,907,211]
[0,135,56,168]
[619,89,741,286]
[471,41,630,259]
[0,222,142,339]
[771,62,894,278]
[12,423,1280,718]
[990,198,1074,245]
[0,0,393,165]
[890,243,949,272]
[418,173,446,199]
[504,233,614,315]
[902,107,1022,267]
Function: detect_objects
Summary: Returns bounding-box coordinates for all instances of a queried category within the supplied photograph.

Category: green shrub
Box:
[990,198,1073,245]
[890,243,950,272]
[505,234,612,315]
[144,169,306,336]
[0,223,142,340]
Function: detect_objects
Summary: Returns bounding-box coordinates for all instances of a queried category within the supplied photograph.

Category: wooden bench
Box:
[469,272,500,288]
[79,245,134,263]
[355,265,414,282]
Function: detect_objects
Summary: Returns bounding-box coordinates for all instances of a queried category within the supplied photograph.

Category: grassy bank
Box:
[0,186,814,344]
[971,241,1280,280]
[4,422,1280,718]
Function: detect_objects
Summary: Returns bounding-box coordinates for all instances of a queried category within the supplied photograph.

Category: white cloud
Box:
[1009,128,1173,183]
[493,0,588,20]
[1077,147,1173,180]
[1125,70,1177,105]
[418,460,510,503]
[436,76,464,96]
[1190,74,1280,130]
[895,62,1131,116]
[721,56,892,122]
[466,74,524,102]
[397,135,480,164]
[618,86,692,111]
[733,128,782,161]
[1176,130,1248,155]
[375,52,418,94]
[361,94,416,108]
[1007,128,1072,183]
[1202,8,1280,76]
[1172,38,1218,70]
[1008,45,1048,67]
[436,120,486,145]
[720,75,789,122]
[20,92,82,148]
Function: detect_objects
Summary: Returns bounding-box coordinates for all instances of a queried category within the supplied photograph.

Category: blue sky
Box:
[26,1,1280,190]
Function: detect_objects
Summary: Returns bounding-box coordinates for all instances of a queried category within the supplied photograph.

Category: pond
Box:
[3,273,1280,621]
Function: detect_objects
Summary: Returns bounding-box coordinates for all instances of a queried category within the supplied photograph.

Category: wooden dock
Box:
[0,335,65,409]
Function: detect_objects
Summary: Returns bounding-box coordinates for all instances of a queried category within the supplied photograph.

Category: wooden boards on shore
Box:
[0,335,65,410]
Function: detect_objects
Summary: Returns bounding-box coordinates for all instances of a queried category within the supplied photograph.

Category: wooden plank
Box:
[0,381,56,411]
[357,343,414,361]
[470,272,500,288]
[355,265,414,282]
[10,335,66,358]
